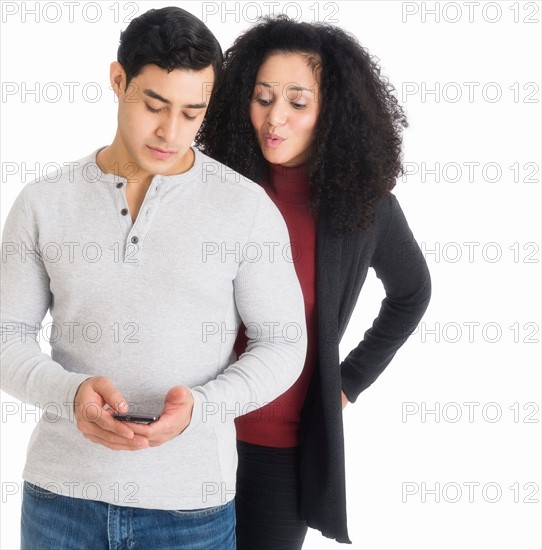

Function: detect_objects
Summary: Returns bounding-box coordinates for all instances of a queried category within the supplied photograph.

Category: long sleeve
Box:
[0,188,91,420]
[185,193,307,434]
[340,194,431,402]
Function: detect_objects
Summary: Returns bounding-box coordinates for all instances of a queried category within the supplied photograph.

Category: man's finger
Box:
[92,410,136,439]
[93,378,129,412]
[82,424,146,446]
[164,386,192,407]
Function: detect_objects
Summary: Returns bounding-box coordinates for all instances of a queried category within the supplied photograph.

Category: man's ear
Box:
[110,61,126,98]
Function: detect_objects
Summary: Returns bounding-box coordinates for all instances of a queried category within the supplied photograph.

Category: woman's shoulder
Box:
[373,191,397,224]
[335,192,398,240]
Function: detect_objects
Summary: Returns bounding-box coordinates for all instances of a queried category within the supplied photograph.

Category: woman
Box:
[196,16,431,549]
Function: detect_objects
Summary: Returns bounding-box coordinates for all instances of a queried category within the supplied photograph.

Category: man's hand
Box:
[341,390,349,410]
[128,386,194,447]
[74,376,149,451]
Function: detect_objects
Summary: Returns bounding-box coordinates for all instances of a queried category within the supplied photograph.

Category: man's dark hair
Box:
[117,7,222,89]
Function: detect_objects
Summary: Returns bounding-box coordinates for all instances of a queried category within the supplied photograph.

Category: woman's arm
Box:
[340,194,432,402]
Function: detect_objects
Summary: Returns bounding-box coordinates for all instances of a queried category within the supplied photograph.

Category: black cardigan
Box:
[298,192,432,543]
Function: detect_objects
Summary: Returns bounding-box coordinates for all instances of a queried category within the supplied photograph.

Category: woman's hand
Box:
[341,390,349,410]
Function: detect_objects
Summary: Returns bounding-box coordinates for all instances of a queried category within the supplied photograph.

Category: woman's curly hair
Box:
[196,16,408,233]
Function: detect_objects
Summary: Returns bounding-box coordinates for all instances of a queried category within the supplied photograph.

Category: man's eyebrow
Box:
[255,82,315,93]
[143,89,172,105]
[143,88,207,109]
[184,101,208,109]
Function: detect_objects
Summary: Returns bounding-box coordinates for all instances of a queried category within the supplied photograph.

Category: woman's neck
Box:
[266,163,311,205]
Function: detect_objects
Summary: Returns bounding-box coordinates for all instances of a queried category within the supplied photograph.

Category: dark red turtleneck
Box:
[234,163,318,447]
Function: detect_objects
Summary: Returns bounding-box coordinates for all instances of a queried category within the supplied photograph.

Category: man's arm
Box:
[131,191,308,444]
[189,193,307,428]
[1,187,143,449]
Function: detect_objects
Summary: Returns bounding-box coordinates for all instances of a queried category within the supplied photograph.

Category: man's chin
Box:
[135,155,177,178]
[143,147,194,176]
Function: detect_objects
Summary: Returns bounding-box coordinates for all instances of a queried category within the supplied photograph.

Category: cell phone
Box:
[113,413,160,424]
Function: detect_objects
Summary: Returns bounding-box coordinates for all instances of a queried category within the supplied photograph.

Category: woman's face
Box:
[250,52,321,167]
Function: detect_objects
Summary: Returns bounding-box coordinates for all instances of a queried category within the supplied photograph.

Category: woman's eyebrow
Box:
[255,81,315,94]
[286,85,314,93]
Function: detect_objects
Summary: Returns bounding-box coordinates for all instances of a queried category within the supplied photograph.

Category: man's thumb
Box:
[94,376,128,412]
[164,386,193,407]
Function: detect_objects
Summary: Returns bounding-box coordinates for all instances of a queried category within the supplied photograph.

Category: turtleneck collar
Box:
[265,163,311,205]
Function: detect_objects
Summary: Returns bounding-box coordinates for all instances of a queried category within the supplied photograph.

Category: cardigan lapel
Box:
[298,212,351,544]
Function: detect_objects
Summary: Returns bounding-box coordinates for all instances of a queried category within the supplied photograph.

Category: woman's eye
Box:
[146,104,165,114]
[292,103,307,110]
[183,113,197,121]
[257,98,271,106]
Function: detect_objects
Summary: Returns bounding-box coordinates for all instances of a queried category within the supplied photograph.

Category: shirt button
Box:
[131,236,139,244]
[116,182,123,189]
[121,208,128,216]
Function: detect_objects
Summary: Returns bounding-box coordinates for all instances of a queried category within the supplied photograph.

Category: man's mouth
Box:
[147,146,177,160]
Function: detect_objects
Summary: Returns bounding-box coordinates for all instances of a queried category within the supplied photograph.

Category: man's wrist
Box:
[73,376,95,415]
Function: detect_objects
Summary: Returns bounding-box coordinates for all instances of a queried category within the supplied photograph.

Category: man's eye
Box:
[146,104,165,114]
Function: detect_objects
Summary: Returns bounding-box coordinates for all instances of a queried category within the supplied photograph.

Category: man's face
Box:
[111,63,215,177]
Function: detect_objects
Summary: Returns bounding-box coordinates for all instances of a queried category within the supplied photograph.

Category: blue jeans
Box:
[21,481,235,550]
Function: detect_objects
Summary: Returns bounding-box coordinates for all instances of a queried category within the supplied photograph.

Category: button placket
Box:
[112,178,135,265]
[115,179,130,221]
[123,176,163,264]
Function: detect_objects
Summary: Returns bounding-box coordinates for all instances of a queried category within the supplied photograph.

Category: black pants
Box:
[235,440,309,550]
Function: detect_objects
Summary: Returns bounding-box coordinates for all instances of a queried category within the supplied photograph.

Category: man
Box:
[0,7,306,549]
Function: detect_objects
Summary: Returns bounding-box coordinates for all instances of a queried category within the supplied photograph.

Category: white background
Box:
[1,1,541,549]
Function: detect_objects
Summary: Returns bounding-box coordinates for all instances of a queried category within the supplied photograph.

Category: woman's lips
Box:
[147,146,176,160]
[263,133,286,148]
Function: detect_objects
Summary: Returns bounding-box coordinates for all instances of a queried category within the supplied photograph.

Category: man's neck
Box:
[95,136,195,191]
[95,146,150,190]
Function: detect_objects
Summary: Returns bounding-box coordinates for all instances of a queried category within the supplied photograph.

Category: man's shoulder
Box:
[192,149,286,230]
[194,149,264,196]
[22,149,102,196]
